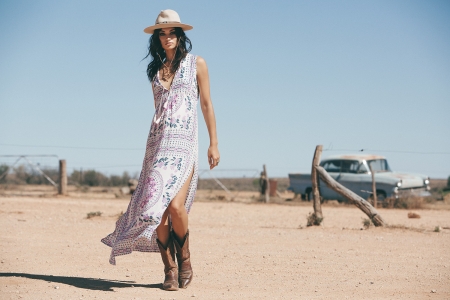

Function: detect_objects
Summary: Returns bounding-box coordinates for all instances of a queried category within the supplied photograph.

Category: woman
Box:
[101,9,220,291]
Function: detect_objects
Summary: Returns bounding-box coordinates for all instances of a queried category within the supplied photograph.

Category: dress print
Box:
[101,54,199,265]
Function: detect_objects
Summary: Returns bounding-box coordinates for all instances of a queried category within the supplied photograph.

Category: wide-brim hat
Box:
[144,9,193,34]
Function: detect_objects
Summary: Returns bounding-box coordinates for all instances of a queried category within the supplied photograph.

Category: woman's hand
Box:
[208,145,220,169]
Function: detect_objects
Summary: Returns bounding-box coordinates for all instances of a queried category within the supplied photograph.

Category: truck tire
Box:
[376,191,386,204]
[369,191,386,205]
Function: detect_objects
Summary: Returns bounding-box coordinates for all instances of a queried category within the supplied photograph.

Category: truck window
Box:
[322,160,341,173]
[357,163,368,174]
[367,159,391,172]
[341,160,359,173]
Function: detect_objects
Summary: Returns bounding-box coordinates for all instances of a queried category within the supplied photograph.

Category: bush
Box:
[0,164,8,183]
[306,212,323,226]
[382,197,424,209]
[5,165,59,185]
[362,218,372,229]
[0,163,135,187]
[69,169,133,187]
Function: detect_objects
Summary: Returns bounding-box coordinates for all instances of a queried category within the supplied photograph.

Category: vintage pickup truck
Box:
[288,155,431,202]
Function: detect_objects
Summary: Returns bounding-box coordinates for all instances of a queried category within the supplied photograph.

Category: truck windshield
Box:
[367,159,391,172]
[322,160,360,173]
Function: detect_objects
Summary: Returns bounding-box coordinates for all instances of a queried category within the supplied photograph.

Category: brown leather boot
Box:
[156,237,179,291]
[173,230,193,288]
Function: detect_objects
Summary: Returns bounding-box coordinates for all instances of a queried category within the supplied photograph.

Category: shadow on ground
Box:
[0,272,161,291]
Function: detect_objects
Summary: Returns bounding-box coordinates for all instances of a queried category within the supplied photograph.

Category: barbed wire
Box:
[0,143,450,155]
[0,143,142,151]
[2,143,448,155]
[322,148,450,155]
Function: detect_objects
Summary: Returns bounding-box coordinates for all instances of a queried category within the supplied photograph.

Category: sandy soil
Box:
[1,190,449,299]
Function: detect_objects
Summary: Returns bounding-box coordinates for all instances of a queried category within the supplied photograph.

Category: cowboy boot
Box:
[156,237,179,291]
[173,230,193,288]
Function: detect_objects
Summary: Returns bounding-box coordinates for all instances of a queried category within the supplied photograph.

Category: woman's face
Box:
[159,28,178,51]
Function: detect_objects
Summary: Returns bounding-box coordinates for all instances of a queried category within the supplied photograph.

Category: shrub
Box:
[86,211,102,219]
[0,164,136,187]
[382,197,424,209]
[362,218,372,229]
[69,170,132,187]
[306,212,323,226]
[0,164,8,183]
[4,165,59,185]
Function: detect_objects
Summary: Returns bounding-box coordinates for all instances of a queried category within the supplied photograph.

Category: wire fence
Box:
[1,143,448,190]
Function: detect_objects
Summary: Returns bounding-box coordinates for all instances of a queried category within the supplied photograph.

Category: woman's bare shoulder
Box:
[196,55,207,67]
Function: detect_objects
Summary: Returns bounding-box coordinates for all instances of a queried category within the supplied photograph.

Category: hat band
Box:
[156,21,181,25]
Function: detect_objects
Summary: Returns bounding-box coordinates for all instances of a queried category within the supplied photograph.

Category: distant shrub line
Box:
[0,164,135,187]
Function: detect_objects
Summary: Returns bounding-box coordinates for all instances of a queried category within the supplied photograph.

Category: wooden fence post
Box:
[59,160,67,195]
[263,164,270,203]
[315,165,386,226]
[369,164,377,208]
[311,145,323,220]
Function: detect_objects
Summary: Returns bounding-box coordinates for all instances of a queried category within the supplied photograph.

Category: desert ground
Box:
[0,186,449,299]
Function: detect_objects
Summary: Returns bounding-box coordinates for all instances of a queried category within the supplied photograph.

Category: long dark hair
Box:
[144,27,192,82]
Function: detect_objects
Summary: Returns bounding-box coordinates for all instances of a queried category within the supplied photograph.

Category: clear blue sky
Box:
[1,0,449,179]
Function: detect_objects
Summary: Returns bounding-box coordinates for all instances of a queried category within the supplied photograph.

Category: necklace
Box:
[160,63,174,82]
[158,42,179,82]
[157,52,174,82]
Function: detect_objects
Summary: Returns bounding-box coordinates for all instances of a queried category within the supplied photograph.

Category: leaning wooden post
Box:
[369,164,377,208]
[58,159,67,195]
[315,165,386,226]
[311,145,323,220]
[263,164,270,203]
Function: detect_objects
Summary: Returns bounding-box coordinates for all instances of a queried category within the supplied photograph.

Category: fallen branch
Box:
[315,166,386,227]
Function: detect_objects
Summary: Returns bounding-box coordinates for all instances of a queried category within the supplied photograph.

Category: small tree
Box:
[447,176,450,187]
[82,170,109,186]
[0,164,8,183]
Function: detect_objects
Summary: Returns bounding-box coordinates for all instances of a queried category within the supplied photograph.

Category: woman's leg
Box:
[168,168,194,243]
[155,168,194,246]
[155,169,193,291]
[155,209,170,246]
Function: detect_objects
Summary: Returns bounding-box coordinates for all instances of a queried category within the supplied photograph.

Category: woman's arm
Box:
[197,56,220,170]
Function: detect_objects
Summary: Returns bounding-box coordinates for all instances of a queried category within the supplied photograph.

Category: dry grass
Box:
[362,218,372,229]
[383,196,424,209]
[86,211,102,219]
[387,224,426,233]
[306,212,323,226]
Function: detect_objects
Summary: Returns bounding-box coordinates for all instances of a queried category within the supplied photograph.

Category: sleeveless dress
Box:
[101,53,199,265]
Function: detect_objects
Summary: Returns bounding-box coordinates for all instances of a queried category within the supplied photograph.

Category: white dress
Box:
[101,53,199,265]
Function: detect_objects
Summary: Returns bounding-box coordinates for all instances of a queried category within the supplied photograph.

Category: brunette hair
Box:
[144,27,192,82]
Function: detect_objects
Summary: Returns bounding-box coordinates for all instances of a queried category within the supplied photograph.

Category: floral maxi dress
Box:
[101,54,199,265]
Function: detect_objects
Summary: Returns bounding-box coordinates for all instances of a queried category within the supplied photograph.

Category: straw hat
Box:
[144,9,193,34]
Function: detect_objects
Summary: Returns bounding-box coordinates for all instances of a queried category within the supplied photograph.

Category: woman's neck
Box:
[165,49,176,62]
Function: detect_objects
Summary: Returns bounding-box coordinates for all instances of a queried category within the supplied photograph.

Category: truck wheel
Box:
[369,191,386,205]
[376,192,386,204]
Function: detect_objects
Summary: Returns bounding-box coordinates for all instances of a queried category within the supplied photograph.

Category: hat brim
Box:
[144,23,193,34]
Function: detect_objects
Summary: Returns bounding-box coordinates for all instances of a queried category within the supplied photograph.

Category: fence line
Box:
[2,143,449,155]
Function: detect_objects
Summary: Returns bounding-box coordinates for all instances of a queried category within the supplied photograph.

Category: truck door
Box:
[319,160,343,201]
[338,160,365,198]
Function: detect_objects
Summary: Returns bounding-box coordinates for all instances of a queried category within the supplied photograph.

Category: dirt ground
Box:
[1,187,449,299]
